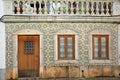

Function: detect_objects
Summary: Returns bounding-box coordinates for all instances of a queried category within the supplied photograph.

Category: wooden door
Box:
[18,35,39,77]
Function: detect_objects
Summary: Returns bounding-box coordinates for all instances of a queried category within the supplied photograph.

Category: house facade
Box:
[0,0,120,79]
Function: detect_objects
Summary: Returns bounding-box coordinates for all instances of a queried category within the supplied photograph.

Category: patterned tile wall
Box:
[118,25,120,65]
[5,23,118,69]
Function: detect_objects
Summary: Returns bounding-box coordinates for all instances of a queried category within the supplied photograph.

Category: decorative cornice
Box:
[1,15,120,23]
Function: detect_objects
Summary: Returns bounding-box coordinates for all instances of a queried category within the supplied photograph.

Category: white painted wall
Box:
[3,0,12,15]
[0,0,3,17]
[0,0,6,69]
[113,1,120,15]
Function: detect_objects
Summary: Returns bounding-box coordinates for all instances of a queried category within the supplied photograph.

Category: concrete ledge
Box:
[1,15,120,23]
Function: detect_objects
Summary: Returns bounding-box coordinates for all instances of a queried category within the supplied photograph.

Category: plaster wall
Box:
[113,0,120,15]
[0,0,6,80]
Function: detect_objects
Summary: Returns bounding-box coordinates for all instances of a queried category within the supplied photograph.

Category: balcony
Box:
[12,0,113,16]
[1,0,120,23]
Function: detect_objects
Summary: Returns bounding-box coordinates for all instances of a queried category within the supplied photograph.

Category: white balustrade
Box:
[12,0,113,16]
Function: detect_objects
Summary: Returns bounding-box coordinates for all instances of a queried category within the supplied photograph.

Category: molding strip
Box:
[1,15,120,23]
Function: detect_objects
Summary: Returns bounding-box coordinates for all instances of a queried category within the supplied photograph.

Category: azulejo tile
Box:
[5,23,118,67]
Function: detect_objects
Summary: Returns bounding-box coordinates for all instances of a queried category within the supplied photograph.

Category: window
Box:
[58,35,75,60]
[92,35,109,60]
[24,40,34,54]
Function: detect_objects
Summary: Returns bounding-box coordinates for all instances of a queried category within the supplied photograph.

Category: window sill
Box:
[55,60,78,64]
[90,59,111,64]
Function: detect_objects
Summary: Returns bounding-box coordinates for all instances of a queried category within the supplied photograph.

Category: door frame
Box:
[18,35,40,77]
[13,29,44,78]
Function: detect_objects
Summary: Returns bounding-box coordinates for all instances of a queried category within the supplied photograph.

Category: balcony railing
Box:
[13,0,112,16]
